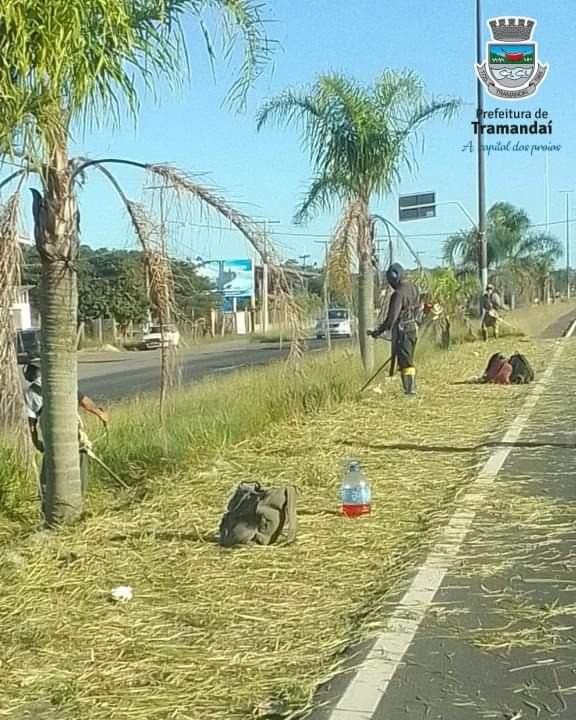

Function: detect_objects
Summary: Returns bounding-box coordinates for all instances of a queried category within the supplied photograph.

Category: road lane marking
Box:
[328,322,576,720]
[212,364,245,373]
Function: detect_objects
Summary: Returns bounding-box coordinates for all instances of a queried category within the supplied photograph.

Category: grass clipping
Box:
[0,337,557,719]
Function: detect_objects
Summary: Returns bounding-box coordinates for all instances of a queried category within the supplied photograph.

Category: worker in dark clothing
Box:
[368,263,420,396]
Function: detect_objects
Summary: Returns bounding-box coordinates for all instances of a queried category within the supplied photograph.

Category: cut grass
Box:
[0,303,574,719]
[0,332,562,720]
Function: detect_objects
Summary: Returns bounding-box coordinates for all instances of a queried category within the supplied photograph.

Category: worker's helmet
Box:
[386,263,404,290]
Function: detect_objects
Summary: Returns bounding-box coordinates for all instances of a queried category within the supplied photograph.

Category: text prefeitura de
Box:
[472,108,552,135]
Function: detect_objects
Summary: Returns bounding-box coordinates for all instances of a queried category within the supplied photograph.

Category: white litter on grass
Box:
[110,585,133,603]
[371,385,383,395]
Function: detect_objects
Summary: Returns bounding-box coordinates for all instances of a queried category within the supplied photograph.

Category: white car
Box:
[141,325,180,350]
[315,308,355,339]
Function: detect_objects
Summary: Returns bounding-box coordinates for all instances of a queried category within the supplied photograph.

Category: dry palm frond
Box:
[0,194,26,429]
[144,164,305,359]
[327,199,361,301]
[0,193,34,508]
[126,200,179,424]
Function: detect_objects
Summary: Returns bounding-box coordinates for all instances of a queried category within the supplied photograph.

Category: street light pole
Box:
[262,230,269,334]
[567,194,570,299]
[476,0,488,292]
[372,214,422,271]
[315,240,331,351]
[252,219,281,335]
[559,191,574,298]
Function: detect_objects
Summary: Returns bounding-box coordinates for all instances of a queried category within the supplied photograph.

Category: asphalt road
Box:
[78,337,329,401]
[78,309,576,402]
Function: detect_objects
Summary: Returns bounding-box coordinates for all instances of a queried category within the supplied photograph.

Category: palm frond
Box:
[206,0,274,109]
[442,230,477,269]
[0,193,29,430]
[0,0,273,156]
[294,172,351,225]
[327,199,362,300]
[145,163,305,358]
[258,69,460,220]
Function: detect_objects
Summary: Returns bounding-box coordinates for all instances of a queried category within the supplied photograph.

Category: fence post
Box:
[210,308,216,338]
[76,322,85,350]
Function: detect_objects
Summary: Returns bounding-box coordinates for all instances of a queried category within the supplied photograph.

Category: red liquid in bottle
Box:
[341,503,371,518]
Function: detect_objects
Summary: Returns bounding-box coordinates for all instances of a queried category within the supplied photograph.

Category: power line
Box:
[176,217,576,241]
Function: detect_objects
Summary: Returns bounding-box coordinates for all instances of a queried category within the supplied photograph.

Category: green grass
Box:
[96,345,367,482]
[3,302,574,516]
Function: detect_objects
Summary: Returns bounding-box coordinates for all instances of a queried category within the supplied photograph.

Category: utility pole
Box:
[545,151,550,233]
[314,240,331,351]
[299,254,310,271]
[262,230,269,334]
[559,191,574,298]
[254,219,280,335]
[476,0,488,293]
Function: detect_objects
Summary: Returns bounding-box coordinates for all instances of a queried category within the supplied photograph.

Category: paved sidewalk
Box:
[314,338,576,720]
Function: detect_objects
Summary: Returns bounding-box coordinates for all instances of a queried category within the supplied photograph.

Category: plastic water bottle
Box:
[340,460,371,518]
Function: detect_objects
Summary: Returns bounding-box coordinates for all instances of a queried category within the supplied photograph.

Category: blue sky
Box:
[20,0,576,267]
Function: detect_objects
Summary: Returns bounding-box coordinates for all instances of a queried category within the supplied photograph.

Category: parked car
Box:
[141,325,180,350]
[315,308,355,339]
[15,328,41,365]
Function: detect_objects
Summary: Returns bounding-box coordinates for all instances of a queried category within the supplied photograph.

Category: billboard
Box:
[197,258,254,309]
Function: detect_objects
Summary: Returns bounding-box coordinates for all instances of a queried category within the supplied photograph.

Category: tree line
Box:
[22,246,220,330]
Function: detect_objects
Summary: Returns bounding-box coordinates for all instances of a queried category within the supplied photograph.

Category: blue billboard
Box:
[197,258,254,310]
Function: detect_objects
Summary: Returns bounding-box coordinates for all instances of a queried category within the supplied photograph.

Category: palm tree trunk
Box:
[35,140,82,525]
[357,200,374,372]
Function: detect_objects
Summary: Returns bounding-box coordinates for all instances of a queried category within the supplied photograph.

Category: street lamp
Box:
[372,214,422,270]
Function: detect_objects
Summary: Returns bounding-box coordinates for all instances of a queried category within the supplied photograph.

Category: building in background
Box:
[12,235,35,330]
[11,285,33,330]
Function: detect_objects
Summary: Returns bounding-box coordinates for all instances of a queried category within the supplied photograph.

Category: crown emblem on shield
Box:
[476,17,548,100]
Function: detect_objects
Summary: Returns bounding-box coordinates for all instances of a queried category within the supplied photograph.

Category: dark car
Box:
[15,329,41,365]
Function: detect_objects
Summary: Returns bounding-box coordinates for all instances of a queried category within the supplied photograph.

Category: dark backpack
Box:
[218,482,297,548]
[482,352,506,383]
[509,352,535,384]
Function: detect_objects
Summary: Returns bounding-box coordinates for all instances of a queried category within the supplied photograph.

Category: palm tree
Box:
[443,202,562,304]
[0,0,272,525]
[256,71,459,371]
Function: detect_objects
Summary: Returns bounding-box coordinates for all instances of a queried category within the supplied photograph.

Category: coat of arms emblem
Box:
[476,17,548,100]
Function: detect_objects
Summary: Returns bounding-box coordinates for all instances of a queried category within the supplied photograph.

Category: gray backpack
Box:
[218,482,297,548]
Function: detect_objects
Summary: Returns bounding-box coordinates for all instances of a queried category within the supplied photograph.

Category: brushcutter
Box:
[79,428,128,489]
[358,354,394,394]
[85,448,129,489]
[492,314,524,335]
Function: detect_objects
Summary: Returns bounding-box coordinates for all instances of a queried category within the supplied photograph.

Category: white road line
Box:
[212,364,245,373]
[328,323,576,720]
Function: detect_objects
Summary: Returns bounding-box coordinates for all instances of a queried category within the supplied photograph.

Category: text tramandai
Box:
[472,107,552,136]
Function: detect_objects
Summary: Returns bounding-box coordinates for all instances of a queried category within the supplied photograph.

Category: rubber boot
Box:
[401,372,409,394]
[401,371,416,396]
[404,373,416,396]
